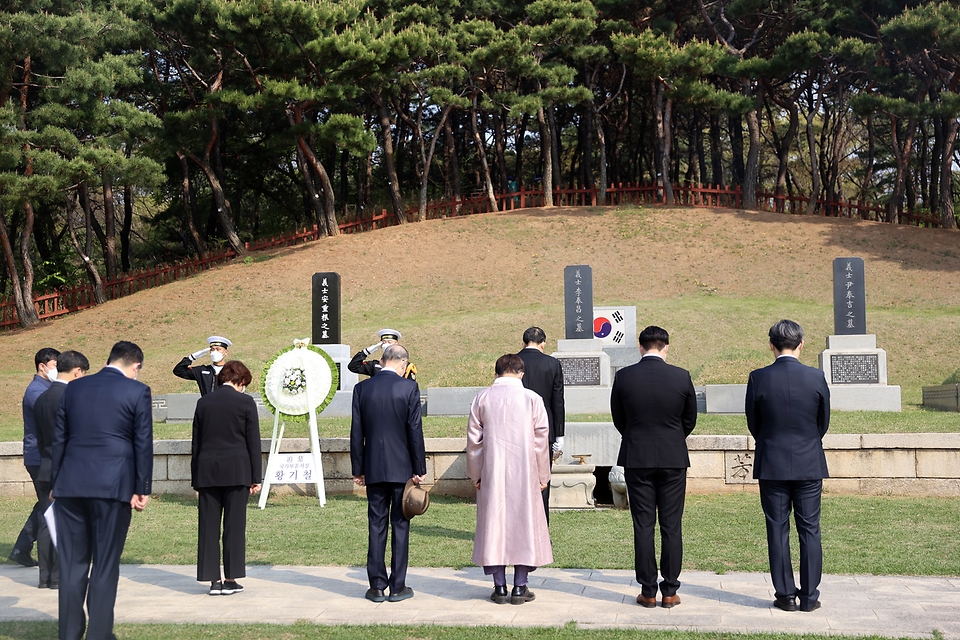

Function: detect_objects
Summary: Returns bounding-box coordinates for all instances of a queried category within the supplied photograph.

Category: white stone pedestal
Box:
[550,464,597,509]
[315,344,359,392]
[818,335,901,412]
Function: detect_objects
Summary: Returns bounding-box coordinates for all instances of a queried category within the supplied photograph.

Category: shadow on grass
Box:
[0,620,58,640]
[414,525,474,540]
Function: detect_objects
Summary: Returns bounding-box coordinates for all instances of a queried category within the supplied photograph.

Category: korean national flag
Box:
[593,308,627,345]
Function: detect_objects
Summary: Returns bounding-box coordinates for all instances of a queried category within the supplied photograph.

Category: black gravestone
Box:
[312,272,341,344]
[564,265,594,339]
[833,257,866,335]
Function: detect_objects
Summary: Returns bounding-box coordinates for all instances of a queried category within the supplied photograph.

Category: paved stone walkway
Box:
[2,564,959,637]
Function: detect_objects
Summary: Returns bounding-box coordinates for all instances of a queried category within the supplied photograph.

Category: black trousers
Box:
[625,467,686,598]
[365,482,409,593]
[197,486,249,582]
[759,479,823,607]
[35,479,57,585]
[55,497,131,640]
[13,465,42,554]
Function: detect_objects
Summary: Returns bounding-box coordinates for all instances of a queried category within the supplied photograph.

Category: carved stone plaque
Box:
[830,353,880,385]
[560,356,602,386]
[725,451,757,484]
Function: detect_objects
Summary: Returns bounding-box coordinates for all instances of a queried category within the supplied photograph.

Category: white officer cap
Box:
[377,329,402,341]
[207,335,233,348]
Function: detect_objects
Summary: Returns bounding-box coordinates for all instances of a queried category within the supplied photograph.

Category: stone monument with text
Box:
[818,257,900,411]
[311,272,358,392]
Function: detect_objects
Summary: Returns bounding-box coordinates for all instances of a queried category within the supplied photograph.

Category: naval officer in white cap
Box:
[348,329,417,380]
[174,336,233,396]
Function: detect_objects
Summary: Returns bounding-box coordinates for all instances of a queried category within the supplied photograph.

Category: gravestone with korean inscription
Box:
[311,272,359,392]
[553,265,611,387]
[817,257,901,411]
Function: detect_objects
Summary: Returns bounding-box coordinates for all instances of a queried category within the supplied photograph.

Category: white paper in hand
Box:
[44,502,57,549]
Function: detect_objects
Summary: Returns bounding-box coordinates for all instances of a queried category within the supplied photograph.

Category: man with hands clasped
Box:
[174,336,232,396]
[349,329,417,380]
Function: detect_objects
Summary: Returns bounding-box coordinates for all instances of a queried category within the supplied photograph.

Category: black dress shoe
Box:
[799,600,821,612]
[8,549,38,568]
[773,595,798,611]
[365,587,386,602]
[491,585,508,604]
[510,585,535,605]
[388,586,414,602]
[38,580,49,589]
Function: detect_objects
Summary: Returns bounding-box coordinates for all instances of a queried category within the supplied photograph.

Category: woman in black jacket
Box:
[191,360,262,595]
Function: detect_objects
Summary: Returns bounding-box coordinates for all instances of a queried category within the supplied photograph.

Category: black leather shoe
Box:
[491,585,508,604]
[8,550,38,568]
[38,580,49,589]
[774,595,798,611]
[388,586,414,602]
[510,585,536,605]
[799,600,821,612]
[364,587,386,602]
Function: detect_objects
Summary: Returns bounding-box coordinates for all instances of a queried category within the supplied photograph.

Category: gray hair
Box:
[768,319,804,351]
[381,344,409,364]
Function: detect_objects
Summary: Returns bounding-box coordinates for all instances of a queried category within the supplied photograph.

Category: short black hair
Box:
[638,326,669,351]
[56,351,89,373]
[495,353,525,376]
[107,341,144,367]
[769,319,804,351]
[523,327,546,345]
[34,348,60,371]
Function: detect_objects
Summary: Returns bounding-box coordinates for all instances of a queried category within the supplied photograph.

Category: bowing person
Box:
[467,354,553,605]
[191,360,262,596]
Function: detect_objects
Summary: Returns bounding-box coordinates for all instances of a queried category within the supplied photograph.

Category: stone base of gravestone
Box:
[819,334,901,412]
[604,345,641,379]
[705,384,748,414]
[549,463,596,509]
[315,344,359,392]
[922,384,960,412]
[154,392,274,423]
[553,338,611,388]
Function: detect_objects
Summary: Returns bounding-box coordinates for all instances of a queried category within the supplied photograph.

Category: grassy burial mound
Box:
[1,205,959,437]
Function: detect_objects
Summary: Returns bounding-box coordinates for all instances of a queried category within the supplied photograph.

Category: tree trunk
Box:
[102,171,117,281]
[709,113,724,186]
[940,117,959,229]
[494,108,508,192]
[296,145,327,234]
[537,106,554,207]
[548,108,562,191]
[443,116,462,207]
[470,97,499,213]
[805,101,822,216]
[376,98,406,224]
[743,106,760,209]
[728,112,745,187]
[188,151,246,255]
[0,208,38,327]
[121,182,133,272]
[593,104,608,204]
[654,81,673,204]
[66,192,106,304]
[887,114,918,224]
[418,105,453,221]
[176,151,206,256]
[514,114,529,189]
[287,106,339,236]
[861,114,875,204]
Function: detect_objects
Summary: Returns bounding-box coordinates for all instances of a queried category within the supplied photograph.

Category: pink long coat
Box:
[466,376,553,568]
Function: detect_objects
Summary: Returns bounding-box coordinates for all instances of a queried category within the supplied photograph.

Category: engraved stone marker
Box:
[833,257,866,335]
[564,265,594,340]
[561,356,602,386]
[312,272,341,344]
[829,353,880,385]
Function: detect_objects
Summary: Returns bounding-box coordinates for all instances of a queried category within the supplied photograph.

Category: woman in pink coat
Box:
[467,353,553,605]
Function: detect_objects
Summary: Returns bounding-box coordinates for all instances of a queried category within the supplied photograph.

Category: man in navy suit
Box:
[611,326,697,609]
[51,341,153,640]
[516,326,565,522]
[746,320,830,613]
[351,344,426,603]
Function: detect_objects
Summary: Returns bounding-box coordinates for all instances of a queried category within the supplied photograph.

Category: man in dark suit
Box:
[351,344,426,603]
[516,327,565,522]
[745,319,830,613]
[611,326,697,609]
[51,341,153,640]
[33,350,90,590]
[173,336,232,396]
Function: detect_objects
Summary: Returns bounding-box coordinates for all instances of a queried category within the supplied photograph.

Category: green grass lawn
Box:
[0,622,922,640]
[3,493,957,576]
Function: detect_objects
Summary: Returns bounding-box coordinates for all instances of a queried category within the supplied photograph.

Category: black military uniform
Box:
[348,329,417,381]
[174,336,232,396]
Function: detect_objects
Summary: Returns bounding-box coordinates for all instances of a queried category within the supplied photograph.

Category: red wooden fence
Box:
[0,182,947,329]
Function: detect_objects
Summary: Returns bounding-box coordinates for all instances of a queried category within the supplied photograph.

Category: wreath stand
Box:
[259,339,339,509]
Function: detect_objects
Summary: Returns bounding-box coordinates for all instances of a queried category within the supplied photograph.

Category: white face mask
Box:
[45,366,58,381]
[210,350,224,364]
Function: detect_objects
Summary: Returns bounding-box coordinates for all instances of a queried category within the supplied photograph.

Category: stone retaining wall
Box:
[2,431,959,498]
